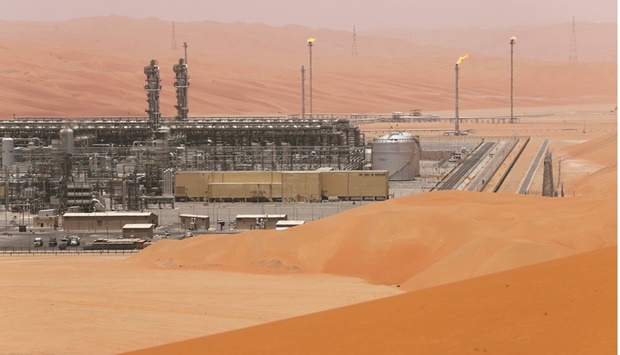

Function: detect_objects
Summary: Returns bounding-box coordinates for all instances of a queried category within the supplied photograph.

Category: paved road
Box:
[435,142,495,191]
[518,139,549,194]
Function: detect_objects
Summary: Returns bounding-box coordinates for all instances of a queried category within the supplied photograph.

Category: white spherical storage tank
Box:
[371,132,421,181]
[2,137,14,168]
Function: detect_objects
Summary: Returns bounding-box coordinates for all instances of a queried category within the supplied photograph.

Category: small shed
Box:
[234,214,287,230]
[62,212,158,232]
[179,214,209,231]
[33,215,59,229]
[122,223,155,239]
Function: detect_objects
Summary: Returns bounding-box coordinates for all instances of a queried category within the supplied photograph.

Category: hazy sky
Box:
[1,0,616,30]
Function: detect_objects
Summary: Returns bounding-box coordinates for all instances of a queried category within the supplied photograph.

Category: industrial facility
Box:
[0,56,504,224]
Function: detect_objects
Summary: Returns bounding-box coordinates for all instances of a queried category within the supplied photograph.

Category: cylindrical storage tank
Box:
[371,132,421,181]
[59,128,74,154]
[2,137,14,168]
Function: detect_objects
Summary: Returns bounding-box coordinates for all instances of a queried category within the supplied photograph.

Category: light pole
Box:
[307,38,315,116]
[510,36,516,124]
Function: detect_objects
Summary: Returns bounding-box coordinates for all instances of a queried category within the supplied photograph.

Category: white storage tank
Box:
[2,137,14,168]
[371,132,421,181]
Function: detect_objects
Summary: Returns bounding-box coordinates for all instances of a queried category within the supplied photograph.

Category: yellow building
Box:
[175,170,388,202]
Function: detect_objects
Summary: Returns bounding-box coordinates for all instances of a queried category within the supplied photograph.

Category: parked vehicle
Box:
[69,236,80,246]
[48,237,57,247]
[33,237,43,247]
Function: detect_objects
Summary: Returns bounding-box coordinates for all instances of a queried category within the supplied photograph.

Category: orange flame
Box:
[307,38,316,44]
[510,36,517,42]
[456,53,469,65]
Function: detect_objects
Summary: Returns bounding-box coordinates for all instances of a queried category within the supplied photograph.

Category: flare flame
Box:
[456,53,469,65]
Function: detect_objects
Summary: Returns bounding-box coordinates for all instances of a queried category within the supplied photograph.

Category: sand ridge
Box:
[125,246,617,355]
[0,16,615,354]
[129,177,616,291]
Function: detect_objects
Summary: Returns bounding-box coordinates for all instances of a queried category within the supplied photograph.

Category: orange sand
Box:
[0,18,615,117]
[129,134,616,293]
[0,17,615,354]
[126,246,617,355]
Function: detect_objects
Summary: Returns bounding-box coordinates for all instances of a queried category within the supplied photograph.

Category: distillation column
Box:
[173,58,190,120]
[144,59,162,132]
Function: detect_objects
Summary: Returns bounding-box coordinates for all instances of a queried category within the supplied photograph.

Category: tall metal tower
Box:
[352,25,358,57]
[454,54,469,135]
[173,58,190,120]
[171,22,177,50]
[144,59,162,132]
[569,17,578,63]
[510,36,516,124]
[301,65,305,119]
[307,38,315,116]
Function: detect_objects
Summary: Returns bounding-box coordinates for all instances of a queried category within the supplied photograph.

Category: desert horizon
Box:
[0,16,615,118]
[0,14,616,355]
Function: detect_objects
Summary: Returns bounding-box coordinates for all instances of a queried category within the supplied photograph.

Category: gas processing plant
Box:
[0,58,375,213]
[0,56,512,214]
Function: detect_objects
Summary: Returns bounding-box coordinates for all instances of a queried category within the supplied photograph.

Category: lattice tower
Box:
[569,17,578,62]
[352,25,358,57]
[171,22,177,50]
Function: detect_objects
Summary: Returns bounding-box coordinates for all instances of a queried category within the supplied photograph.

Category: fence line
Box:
[0,247,140,256]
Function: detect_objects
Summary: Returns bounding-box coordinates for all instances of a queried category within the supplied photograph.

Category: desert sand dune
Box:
[125,246,617,355]
[0,17,615,117]
[129,165,615,291]
[0,17,615,354]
